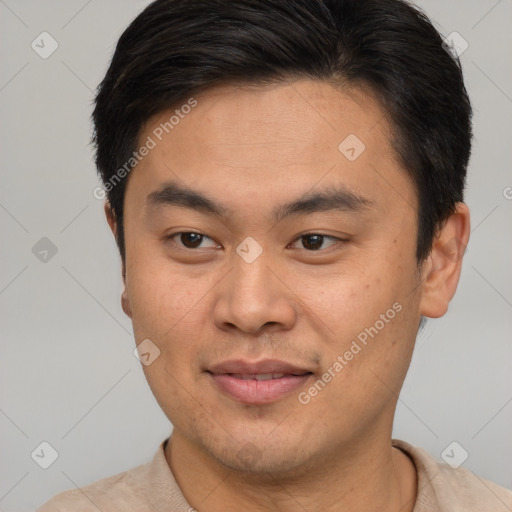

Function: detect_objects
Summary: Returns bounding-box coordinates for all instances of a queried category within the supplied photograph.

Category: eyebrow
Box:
[145,180,375,223]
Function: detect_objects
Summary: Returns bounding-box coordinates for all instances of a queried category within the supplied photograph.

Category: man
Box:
[38,0,512,510]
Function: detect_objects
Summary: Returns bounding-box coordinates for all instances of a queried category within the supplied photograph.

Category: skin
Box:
[105,79,470,511]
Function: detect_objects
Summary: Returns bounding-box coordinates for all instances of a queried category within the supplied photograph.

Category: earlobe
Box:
[419,203,470,318]
[121,261,132,318]
[121,286,133,318]
[104,201,117,237]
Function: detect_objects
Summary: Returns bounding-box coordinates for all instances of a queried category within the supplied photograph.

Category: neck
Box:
[165,431,417,512]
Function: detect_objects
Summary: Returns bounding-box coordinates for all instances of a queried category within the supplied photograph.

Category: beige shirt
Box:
[37,438,512,511]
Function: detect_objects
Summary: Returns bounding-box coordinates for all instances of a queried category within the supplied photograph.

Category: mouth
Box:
[227,372,307,380]
[206,359,314,405]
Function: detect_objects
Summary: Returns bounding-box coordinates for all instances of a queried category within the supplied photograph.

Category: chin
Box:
[207,435,313,477]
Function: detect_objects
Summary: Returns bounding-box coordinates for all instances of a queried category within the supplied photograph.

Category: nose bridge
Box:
[213,242,297,333]
[233,246,275,299]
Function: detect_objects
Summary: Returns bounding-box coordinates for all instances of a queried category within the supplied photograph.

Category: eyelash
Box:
[165,232,346,252]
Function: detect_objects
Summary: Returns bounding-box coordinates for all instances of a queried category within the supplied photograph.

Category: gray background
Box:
[1,0,511,510]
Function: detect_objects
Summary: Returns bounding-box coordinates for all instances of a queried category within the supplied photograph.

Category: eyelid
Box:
[165,231,348,252]
[289,233,346,251]
[166,231,219,249]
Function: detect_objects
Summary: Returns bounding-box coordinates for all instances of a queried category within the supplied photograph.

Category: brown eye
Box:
[167,232,218,249]
[302,234,324,250]
[180,232,204,248]
[292,234,340,251]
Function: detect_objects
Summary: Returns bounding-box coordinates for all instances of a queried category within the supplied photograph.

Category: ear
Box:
[419,202,470,318]
[104,202,132,319]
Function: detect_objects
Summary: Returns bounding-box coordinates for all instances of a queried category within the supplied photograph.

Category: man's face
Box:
[121,80,425,473]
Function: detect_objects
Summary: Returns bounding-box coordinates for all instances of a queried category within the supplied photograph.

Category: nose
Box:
[212,248,297,335]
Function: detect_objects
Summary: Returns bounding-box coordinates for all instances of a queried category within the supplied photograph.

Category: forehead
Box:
[127,79,415,219]
[144,80,392,161]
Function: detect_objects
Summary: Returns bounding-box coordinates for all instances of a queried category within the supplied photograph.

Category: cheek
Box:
[126,249,214,340]
[300,264,400,341]
[305,253,419,384]
[126,251,216,384]
[305,301,418,432]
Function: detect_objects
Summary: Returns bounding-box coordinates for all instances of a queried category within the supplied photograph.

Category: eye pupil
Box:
[181,232,203,248]
[302,234,324,250]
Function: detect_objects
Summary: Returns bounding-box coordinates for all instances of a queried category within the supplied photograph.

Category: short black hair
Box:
[92,0,472,263]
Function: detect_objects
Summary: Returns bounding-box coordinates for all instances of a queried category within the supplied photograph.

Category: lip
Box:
[207,359,313,405]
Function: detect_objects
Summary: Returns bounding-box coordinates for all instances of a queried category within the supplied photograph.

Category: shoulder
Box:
[36,458,153,512]
[393,439,512,511]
